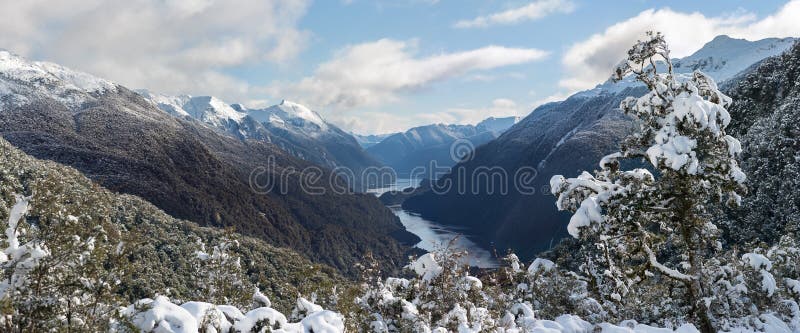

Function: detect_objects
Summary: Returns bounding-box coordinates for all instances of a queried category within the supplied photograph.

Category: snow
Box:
[234,307,288,332]
[125,296,199,333]
[180,301,232,333]
[275,100,328,128]
[0,50,117,109]
[4,194,30,253]
[539,125,581,170]
[672,35,796,82]
[136,91,248,128]
[253,288,272,307]
[645,244,693,282]
[787,279,800,295]
[528,258,555,274]
[571,36,795,105]
[408,253,444,282]
[136,89,191,117]
[298,310,345,333]
[742,253,773,271]
[182,95,247,126]
[476,116,519,133]
[742,253,777,296]
[244,100,331,137]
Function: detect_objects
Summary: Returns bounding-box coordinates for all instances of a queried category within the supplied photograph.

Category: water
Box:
[370,179,499,268]
[366,178,417,196]
[392,208,498,268]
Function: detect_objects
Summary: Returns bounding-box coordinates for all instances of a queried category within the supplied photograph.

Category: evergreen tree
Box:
[550,32,747,333]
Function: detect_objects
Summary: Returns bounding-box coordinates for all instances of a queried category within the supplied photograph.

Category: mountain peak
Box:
[0,50,117,108]
[272,99,327,128]
[184,95,246,122]
[675,35,797,82]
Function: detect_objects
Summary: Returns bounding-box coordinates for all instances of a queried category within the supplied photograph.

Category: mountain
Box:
[718,41,800,246]
[402,35,797,260]
[137,91,386,190]
[352,132,396,148]
[366,116,519,176]
[0,50,416,277]
[0,135,341,312]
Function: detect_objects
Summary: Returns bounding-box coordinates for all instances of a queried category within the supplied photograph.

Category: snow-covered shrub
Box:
[123,294,344,333]
[499,256,605,323]
[192,233,253,309]
[348,246,508,332]
[0,191,130,331]
[550,32,748,332]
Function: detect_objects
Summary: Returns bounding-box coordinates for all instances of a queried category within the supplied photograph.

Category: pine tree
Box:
[550,32,747,333]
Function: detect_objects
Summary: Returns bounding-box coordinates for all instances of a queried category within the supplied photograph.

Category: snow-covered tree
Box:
[192,232,253,309]
[550,32,747,333]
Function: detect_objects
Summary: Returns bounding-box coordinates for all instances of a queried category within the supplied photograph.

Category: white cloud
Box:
[560,1,800,92]
[270,39,548,110]
[454,0,576,29]
[0,0,311,101]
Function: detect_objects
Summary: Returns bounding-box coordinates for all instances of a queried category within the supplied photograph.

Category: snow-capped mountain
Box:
[0,49,415,276]
[352,132,397,148]
[403,35,797,261]
[476,116,520,133]
[136,90,246,125]
[137,91,385,188]
[366,116,518,175]
[0,50,118,110]
[673,35,796,81]
[575,35,796,99]
[245,100,329,134]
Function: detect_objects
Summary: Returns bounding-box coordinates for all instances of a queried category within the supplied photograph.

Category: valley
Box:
[2,1,800,329]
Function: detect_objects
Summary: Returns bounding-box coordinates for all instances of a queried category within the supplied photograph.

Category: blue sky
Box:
[1,0,798,133]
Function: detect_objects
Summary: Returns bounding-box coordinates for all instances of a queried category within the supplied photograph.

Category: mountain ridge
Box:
[402,35,797,260]
[366,116,519,176]
[137,90,386,190]
[0,50,416,277]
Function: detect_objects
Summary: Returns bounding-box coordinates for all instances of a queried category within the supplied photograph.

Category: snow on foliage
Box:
[549,32,797,333]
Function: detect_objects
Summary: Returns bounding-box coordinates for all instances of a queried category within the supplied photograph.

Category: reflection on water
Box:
[366,178,418,196]
[370,179,498,268]
[392,208,498,268]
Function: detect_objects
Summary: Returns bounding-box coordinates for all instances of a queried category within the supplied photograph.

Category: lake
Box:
[369,179,499,268]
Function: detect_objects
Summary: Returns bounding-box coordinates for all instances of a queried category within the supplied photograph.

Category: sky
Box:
[1,0,799,134]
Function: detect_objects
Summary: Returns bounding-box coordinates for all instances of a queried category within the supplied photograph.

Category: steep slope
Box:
[366,116,518,176]
[0,50,415,276]
[0,136,340,312]
[403,35,796,260]
[719,42,800,245]
[139,91,386,189]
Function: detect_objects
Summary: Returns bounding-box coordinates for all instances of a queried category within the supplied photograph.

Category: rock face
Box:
[137,90,386,190]
[0,50,415,277]
[366,116,518,176]
[403,36,797,260]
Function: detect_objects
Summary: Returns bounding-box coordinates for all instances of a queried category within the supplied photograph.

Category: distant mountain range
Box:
[136,91,386,190]
[403,35,798,260]
[352,132,396,148]
[0,50,416,277]
[366,116,518,176]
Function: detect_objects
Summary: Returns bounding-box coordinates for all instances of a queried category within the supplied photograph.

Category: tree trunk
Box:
[676,180,715,333]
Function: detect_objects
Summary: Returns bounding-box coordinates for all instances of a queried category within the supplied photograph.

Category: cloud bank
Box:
[454,0,575,29]
[561,1,800,92]
[271,39,548,110]
[0,0,310,101]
